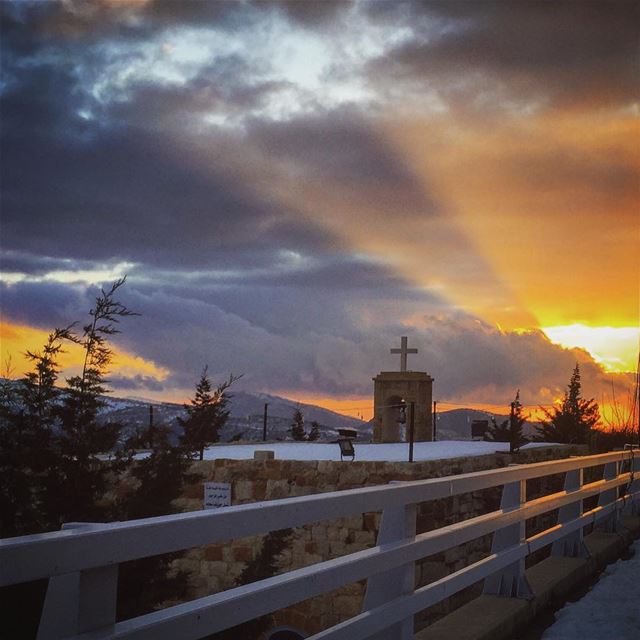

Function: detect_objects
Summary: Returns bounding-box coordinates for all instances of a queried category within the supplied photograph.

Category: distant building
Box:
[471,419,489,439]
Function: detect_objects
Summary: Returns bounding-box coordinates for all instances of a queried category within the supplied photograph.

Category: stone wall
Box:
[170,445,586,636]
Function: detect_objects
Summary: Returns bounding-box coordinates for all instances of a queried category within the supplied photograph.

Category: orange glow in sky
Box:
[542,325,639,373]
[0,319,169,382]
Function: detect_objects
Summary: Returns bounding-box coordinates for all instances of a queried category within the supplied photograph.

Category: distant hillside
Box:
[2,378,542,442]
[102,398,540,442]
[0,378,368,442]
[102,389,369,443]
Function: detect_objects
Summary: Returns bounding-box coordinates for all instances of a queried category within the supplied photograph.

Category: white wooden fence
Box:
[1,450,639,640]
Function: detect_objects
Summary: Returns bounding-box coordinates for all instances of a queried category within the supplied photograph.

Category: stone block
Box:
[329,541,348,556]
[254,450,275,460]
[206,576,222,593]
[311,524,326,539]
[333,594,358,615]
[203,545,224,562]
[253,479,267,501]
[326,527,341,541]
[236,480,256,502]
[317,460,337,475]
[205,561,228,576]
[338,465,369,486]
[314,540,330,557]
[233,545,254,562]
[353,530,375,546]
[267,479,291,499]
[183,482,204,499]
[362,512,379,532]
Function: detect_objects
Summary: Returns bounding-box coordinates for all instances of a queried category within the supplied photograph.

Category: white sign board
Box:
[204,482,231,509]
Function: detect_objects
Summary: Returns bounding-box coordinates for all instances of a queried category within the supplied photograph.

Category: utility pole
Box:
[263,402,269,442]
[408,401,415,463]
[148,404,154,449]
[433,400,437,442]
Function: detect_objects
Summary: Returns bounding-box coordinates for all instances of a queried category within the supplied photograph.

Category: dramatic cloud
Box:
[366,0,640,112]
[1,0,637,416]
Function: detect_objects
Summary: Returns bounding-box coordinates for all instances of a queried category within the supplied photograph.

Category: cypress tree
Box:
[536,364,600,444]
[289,407,306,441]
[179,368,239,460]
[308,420,321,441]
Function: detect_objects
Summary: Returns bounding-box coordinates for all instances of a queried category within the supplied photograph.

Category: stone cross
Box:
[390,336,418,372]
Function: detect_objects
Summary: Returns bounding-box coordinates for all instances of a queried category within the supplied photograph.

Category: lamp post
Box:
[263,403,268,442]
[408,401,415,463]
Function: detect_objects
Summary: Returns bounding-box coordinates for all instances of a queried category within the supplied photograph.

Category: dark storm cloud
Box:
[0,280,88,329]
[248,110,420,188]
[5,0,248,42]
[367,0,639,109]
[2,0,633,407]
[2,274,630,403]
[104,57,292,128]
[246,109,440,216]
[500,148,638,203]
[0,33,435,273]
[7,0,348,44]
[0,251,90,277]
[226,255,432,292]
[0,55,335,269]
[122,259,447,344]
[108,374,166,393]
[260,0,353,28]
[136,254,431,294]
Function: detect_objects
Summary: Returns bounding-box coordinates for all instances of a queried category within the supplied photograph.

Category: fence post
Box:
[551,468,589,558]
[483,478,533,599]
[37,523,118,640]
[622,447,640,517]
[596,461,622,533]
[362,482,416,640]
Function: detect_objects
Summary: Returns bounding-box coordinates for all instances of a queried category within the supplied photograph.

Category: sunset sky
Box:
[1,0,638,421]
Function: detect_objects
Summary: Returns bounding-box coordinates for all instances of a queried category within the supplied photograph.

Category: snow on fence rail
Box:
[1,450,639,640]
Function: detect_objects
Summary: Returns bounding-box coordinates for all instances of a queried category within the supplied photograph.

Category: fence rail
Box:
[1,449,638,640]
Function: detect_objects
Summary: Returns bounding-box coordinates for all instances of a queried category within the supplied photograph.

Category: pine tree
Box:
[0,328,72,536]
[308,420,321,442]
[179,368,239,460]
[50,278,138,525]
[536,364,600,444]
[485,415,511,443]
[289,407,306,441]
[486,391,528,453]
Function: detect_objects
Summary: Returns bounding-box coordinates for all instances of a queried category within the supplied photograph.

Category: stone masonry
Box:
[169,445,586,636]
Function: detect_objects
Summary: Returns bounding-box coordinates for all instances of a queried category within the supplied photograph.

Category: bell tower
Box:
[372,337,434,443]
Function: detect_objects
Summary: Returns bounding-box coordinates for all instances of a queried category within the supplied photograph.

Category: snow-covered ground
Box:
[202,440,560,462]
[542,539,640,639]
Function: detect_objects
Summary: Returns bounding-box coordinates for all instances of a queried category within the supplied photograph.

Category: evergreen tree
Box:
[289,407,306,441]
[49,278,138,525]
[536,364,600,444]
[485,390,528,453]
[0,328,72,536]
[308,420,321,441]
[179,368,239,460]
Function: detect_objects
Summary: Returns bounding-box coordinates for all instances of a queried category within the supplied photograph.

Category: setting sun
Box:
[542,324,639,373]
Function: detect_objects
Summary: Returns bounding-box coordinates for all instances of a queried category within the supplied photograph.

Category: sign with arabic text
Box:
[204,482,231,509]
